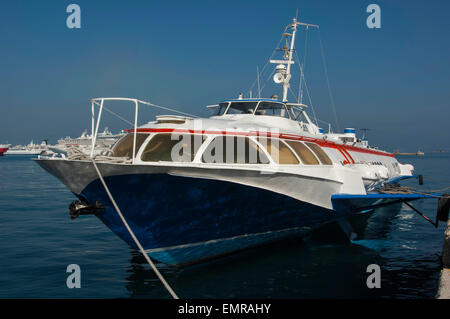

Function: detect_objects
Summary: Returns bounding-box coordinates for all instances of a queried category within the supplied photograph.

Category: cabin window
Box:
[291,108,302,120]
[141,133,204,162]
[202,136,269,164]
[305,142,333,165]
[225,102,258,115]
[112,133,149,158]
[254,102,290,119]
[257,138,299,164]
[214,102,229,116]
[340,136,355,143]
[284,140,319,165]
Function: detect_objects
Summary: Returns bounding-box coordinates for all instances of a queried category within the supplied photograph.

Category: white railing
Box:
[90,97,197,163]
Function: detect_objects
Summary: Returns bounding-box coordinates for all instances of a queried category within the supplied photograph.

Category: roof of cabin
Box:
[220,98,284,104]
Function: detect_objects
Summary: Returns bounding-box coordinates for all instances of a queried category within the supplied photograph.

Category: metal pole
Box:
[91,99,104,158]
[282,19,297,102]
[132,99,139,163]
[91,100,95,156]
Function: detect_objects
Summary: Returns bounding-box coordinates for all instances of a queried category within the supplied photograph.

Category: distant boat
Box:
[0,144,10,156]
[394,149,424,156]
[49,128,125,156]
[5,141,48,155]
[56,127,124,147]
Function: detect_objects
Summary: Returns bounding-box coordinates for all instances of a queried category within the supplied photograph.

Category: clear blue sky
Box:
[0,0,449,152]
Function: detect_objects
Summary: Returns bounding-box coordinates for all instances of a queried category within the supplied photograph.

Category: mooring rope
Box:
[90,159,179,299]
[66,147,131,163]
[379,184,450,199]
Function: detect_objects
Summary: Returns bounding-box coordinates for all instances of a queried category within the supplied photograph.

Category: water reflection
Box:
[123,237,383,298]
[122,202,442,298]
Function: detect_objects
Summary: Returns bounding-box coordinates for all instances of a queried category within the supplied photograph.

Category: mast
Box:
[271,17,319,102]
[283,18,297,102]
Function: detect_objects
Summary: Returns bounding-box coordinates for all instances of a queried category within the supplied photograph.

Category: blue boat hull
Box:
[79,173,338,265]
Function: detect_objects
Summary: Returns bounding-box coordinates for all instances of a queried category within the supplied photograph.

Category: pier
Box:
[438,219,450,298]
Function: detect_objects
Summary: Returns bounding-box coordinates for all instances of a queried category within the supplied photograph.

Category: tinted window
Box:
[202,136,268,164]
[255,102,290,118]
[112,133,149,158]
[141,133,204,162]
[214,102,229,116]
[257,138,299,164]
[226,102,258,114]
[284,140,319,165]
[305,142,333,165]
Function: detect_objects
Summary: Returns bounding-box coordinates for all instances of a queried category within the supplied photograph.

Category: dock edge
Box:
[437,219,450,299]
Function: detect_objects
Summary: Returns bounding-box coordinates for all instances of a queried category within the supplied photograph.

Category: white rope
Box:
[90,159,179,299]
[380,185,450,199]
[293,50,319,126]
[318,29,340,132]
[298,26,309,104]
[258,67,277,96]
[137,99,198,118]
[67,148,131,163]
[257,66,261,98]
[425,186,450,193]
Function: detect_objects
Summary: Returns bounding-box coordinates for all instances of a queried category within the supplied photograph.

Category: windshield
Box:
[214,102,229,116]
[255,102,290,118]
[111,133,149,158]
[226,102,258,115]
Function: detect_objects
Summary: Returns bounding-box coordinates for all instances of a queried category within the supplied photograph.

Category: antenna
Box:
[360,128,370,140]
[270,17,319,102]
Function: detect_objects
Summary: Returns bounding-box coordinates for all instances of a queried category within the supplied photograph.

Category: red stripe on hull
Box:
[130,128,394,158]
[332,145,352,165]
[338,146,356,164]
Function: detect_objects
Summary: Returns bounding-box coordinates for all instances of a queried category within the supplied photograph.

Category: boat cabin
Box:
[212,99,293,119]
[110,129,334,167]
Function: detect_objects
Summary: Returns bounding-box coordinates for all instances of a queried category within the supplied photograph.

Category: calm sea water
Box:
[0,154,448,298]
